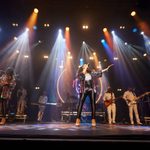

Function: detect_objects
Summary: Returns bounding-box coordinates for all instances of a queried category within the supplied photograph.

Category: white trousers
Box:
[129,104,140,124]
[107,103,116,124]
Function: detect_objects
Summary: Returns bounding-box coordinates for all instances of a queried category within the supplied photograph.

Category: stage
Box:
[0,122,150,144]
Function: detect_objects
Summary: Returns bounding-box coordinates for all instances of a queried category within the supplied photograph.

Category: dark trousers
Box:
[77,90,96,119]
[0,99,8,117]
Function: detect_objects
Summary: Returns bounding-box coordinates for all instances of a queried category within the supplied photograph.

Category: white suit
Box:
[123,90,142,125]
[103,92,116,124]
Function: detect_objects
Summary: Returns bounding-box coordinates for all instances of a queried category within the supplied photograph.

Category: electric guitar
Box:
[126,92,150,106]
[104,96,122,107]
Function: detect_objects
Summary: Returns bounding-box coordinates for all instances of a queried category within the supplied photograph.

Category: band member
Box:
[123,88,142,125]
[0,67,16,125]
[37,91,48,122]
[103,87,116,124]
[16,86,27,115]
[75,63,113,127]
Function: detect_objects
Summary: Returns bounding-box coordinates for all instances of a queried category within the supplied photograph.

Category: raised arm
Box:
[102,64,114,73]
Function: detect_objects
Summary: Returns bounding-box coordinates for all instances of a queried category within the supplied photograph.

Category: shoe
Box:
[92,119,96,127]
[75,118,80,126]
[0,118,6,125]
[137,122,142,125]
[112,121,116,124]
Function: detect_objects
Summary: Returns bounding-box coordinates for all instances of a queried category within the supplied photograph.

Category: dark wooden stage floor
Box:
[0,122,150,144]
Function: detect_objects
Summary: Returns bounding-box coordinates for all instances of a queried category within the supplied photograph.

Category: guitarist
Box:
[37,91,48,122]
[123,88,142,125]
[103,87,116,124]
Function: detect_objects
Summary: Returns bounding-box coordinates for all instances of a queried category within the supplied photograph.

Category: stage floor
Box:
[0,122,150,143]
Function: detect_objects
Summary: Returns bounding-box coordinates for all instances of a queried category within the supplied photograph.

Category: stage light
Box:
[33,25,37,30]
[25,28,29,32]
[93,52,96,56]
[132,57,138,61]
[125,42,128,45]
[12,23,18,27]
[141,31,144,35]
[143,53,147,57]
[34,8,39,14]
[16,50,20,54]
[82,25,88,29]
[114,57,119,60]
[111,30,115,34]
[103,28,107,32]
[117,89,122,91]
[83,41,85,44]
[59,29,62,34]
[43,55,48,59]
[89,56,94,60]
[14,37,18,41]
[132,28,137,32]
[68,56,73,59]
[67,51,71,55]
[101,39,105,43]
[35,86,40,90]
[65,27,69,31]
[80,58,83,61]
[24,55,29,58]
[131,11,136,16]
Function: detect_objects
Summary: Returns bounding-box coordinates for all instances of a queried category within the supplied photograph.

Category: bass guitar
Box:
[126,91,150,106]
[104,96,122,107]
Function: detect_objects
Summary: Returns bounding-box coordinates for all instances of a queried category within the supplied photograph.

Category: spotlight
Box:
[82,25,88,29]
[132,28,137,33]
[89,56,94,60]
[80,58,83,61]
[140,31,144,35]
[131,11,136,16]
[43,55,48,59]
[114,57,119,60]
[67,51,71,55]
[14,37,18,41]
[103,28,107,32]
[25,28,29,32]
[143,53,147,57]
[132,57,138,61]
[82,41,85,44]
[16,50,20,54]
[101,39,105,43]
[59,29,62,34]
[117,89,122,91]
[111,30,115,34]
[33,25,37,30]
[35,86,40,90]
[66,27,69,31]
[93,52,96,56]
[125,42,128,45]
[34,8,39,14]
[24,55,29,58]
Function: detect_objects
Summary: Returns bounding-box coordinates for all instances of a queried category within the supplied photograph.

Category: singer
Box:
[75,63,113,127]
